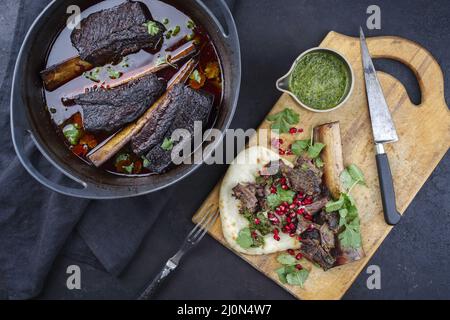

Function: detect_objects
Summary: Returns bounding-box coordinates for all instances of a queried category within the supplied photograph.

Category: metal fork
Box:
[137,206,219,300]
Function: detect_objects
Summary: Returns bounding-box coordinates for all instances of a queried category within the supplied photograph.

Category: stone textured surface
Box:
[2,0,448,299]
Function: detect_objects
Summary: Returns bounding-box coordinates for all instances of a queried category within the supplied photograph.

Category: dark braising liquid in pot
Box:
[44,0,223,176]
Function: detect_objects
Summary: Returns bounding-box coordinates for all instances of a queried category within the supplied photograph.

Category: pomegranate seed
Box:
[251,231,257,239]
[282,201,289,207]
[308,224,315,230]
[281,184,288,190]
[289,212,296,219]
[274,234,280,241]
[296,208,305,215]
[286,217,291,223]
[304,197,313,205]
[280,177,286,184]
[273,228,279,234]
[279,149,285,155]
[295,264,303,270]
[278,138,284,144]
[296,253,303,260]
[287,249,295,255]
[289,127,297,134]
[286,149,293,155]
[279,205,285,211]
[289,223,295,230]
[297,235,303,241]
[289,232,296,237]
[289,203,296,209]
[270,186,277,194]
[254,218,260,225]
[304,214,312,221]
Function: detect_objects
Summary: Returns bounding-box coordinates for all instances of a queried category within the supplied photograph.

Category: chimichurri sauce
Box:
[289,51,350,110]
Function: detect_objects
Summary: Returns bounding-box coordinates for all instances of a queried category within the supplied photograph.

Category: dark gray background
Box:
[2,0,449,299]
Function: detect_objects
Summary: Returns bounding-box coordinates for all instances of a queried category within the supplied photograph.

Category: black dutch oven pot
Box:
[11,0,241,199]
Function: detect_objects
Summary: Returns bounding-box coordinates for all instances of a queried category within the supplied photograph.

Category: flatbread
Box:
[219,146,301,255]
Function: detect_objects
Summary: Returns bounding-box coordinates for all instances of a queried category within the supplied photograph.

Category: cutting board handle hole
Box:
[373,58,422,106]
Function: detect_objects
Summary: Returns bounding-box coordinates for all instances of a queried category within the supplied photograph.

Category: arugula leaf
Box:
[276,254,298,266]
[143,21,160,36]
[325,195,344,212]
[266,108,299,133]
[286,269,309,287]
[161,138,174,151]
[291,139,310,156]
[236,228,253,249]
[267,186,295,209]
[307,143,325,158]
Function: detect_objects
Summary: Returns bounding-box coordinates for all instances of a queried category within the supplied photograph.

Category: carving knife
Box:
[359,27,401,225]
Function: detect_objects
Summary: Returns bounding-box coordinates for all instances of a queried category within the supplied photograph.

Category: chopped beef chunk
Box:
[314,210,340,233]
[278,157,323,197]
[300,239,336,270]
[232,183,258,213]
[71,1,165,65]
[319,224,336,251]
[304,197,329,215]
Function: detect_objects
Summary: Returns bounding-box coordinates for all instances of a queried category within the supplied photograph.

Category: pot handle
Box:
[200,0,238,39]
[11,124,98,198]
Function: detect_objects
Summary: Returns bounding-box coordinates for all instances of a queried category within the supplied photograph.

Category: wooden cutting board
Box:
[192,31,450,300]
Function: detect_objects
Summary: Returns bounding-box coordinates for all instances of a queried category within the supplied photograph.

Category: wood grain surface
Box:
[192,31,450,300]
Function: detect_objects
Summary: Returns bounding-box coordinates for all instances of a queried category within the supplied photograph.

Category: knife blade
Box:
[360,27,401,225]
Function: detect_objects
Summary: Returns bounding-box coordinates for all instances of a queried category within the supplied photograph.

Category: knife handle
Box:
[375,151,402,225]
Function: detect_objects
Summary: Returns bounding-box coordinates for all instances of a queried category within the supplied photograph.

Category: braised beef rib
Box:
[71,1,165,65]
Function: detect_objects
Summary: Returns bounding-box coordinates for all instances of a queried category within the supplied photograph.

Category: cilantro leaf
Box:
[63,124,81,145]
[143,21,160,36]
[236,228,253,249]
[267,186,295,209]
[83,67,101,82]
[314,157,324,168]
[340,169,354,190]
[286,269,309,287]
[307,143,325,158]
[348,164,366,186]
[291,139,310,156]
[161,138,174,151]
[107,66,122,79]
[325,195,345,212]
[276,254,298,266]
[266,108,300,133]
[275,267,288,284]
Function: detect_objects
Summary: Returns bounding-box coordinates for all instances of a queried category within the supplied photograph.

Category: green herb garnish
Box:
[172,25,181,36]
[267,186,295,209]
[275,254,309,287]
[162,18,169,25]
[236,227,254,249]
[161,137,174,151]
[83,67,101,82]
[143,21,160,36]
[106,66,122,79]
[190,69,202,83]
[291,136,325,168]
[325,164,366,249]
[187,20,195,29]
[122,163,134,174]
[266,108,300,134]
[62,124,81,145]
[141,156,150,168]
